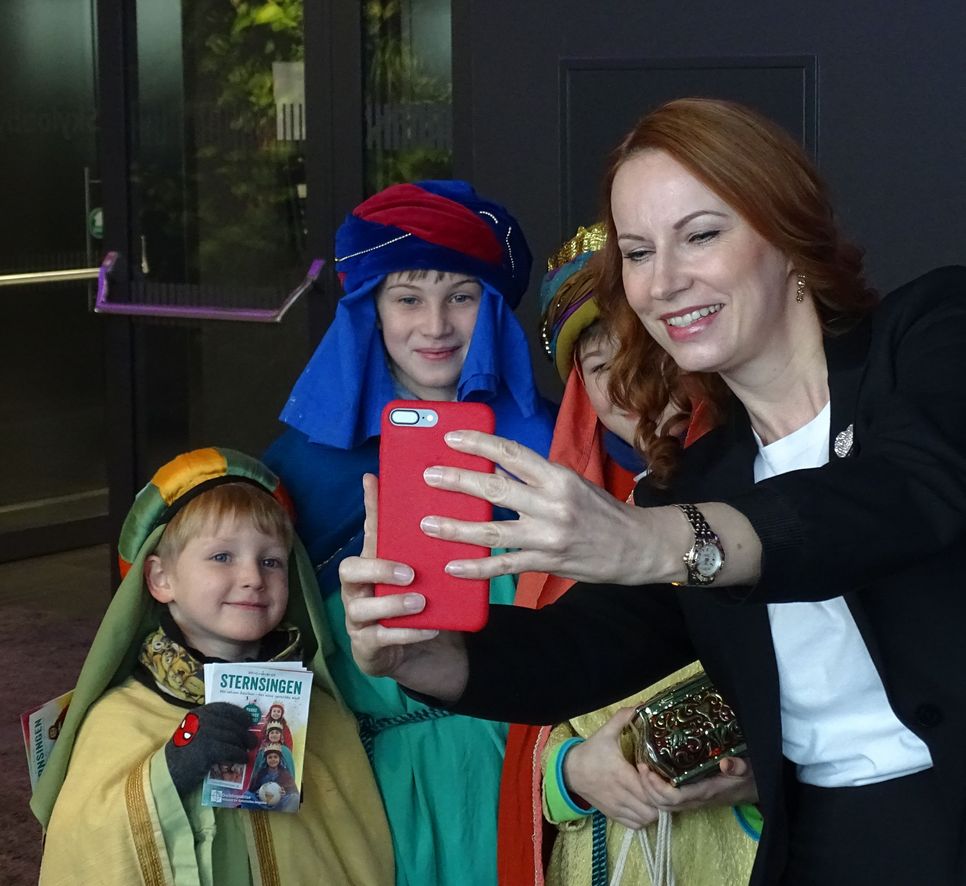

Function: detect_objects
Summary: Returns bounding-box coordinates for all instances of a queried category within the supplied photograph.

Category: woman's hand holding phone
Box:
[376,401,495,631]
[419,429,665,586]
[340,473,470,704]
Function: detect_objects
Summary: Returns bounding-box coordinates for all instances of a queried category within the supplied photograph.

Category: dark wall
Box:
[453,0,966,396]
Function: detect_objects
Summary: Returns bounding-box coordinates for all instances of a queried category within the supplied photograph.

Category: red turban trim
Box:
[353,183,503,266]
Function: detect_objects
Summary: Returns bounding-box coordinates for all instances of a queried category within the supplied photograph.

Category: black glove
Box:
[163,702,256,797]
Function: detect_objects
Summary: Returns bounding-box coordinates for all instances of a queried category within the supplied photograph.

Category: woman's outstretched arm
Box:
[418,431,762,588]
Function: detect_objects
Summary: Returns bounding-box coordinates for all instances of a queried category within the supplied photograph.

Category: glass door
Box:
[1,1,456,563]
[363,0,454,194]
[92,0,371,573]
[92,0,346,559]
[0,0,107,561]
[104,0,315,475]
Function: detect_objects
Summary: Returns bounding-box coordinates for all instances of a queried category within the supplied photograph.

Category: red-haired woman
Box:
[341,99,966,884]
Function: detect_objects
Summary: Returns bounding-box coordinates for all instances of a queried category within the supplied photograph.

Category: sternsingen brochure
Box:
[21,690,74,791]
[202,661,313,813]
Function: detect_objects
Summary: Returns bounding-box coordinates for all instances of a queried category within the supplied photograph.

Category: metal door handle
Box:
[0,266,101,287]
[93,252,323,323]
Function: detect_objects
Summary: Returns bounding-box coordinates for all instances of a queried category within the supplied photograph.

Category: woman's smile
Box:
[661,303,724,339]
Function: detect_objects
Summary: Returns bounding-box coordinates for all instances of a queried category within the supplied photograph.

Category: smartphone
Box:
[376,400,495,631]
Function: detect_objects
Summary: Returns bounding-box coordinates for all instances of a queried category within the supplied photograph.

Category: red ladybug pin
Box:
[173,712,200,747]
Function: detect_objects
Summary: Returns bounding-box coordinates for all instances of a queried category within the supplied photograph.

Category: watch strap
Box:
[673,503,725,586]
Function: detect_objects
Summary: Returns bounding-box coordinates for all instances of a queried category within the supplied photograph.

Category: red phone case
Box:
[376,400,495,631]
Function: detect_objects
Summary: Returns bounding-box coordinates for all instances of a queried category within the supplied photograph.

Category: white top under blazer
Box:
[756,401,932,787]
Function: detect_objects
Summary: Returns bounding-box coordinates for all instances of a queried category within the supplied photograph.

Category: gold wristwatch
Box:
[673,504,725,586]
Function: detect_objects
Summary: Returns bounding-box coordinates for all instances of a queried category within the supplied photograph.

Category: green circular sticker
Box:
[244,702,262,724]
[88,207,103,239]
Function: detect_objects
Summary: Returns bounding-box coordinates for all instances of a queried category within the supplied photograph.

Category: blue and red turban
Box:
[278,180,554,453]
[334,180,532,310]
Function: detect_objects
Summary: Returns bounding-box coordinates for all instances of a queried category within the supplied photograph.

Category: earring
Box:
[796,274,806,303]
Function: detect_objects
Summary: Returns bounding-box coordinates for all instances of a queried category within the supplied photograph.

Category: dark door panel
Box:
[0,0,107,561]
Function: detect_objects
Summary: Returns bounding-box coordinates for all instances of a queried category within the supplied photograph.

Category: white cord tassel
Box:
[609,811,675,886]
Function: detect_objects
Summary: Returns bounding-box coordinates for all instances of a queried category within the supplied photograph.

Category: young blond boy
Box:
[32,447,392,885]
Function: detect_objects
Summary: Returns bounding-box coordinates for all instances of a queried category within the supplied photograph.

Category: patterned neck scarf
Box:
[137,619,302,706]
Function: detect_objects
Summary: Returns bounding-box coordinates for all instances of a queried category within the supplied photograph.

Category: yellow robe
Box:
[543,662,759,886]
[40,678,393,886]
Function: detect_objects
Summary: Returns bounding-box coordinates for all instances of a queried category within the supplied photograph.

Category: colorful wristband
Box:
[733,803,763,840]
[544,737,595,822]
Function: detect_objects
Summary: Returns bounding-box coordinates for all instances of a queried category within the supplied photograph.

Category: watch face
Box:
[694,543,722,577]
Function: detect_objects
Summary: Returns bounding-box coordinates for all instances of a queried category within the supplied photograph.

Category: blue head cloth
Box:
[279,180,551,452]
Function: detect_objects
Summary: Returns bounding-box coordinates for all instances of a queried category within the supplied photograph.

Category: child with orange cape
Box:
[496,227,753,886]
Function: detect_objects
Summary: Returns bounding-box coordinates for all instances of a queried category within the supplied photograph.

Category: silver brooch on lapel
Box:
[833,424,854,458]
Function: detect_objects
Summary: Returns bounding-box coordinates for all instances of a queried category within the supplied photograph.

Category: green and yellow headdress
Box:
[117,447,294,578]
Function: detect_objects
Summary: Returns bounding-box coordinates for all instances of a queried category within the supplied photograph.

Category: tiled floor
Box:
[1,546,112,884]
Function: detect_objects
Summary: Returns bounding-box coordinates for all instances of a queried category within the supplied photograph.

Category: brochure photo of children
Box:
[201,663,312,813]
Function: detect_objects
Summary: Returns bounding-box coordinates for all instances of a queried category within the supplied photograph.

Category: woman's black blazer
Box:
[452,266,966,884]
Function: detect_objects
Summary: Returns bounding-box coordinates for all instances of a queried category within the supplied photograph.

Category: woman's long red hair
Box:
[595,98,877,487]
